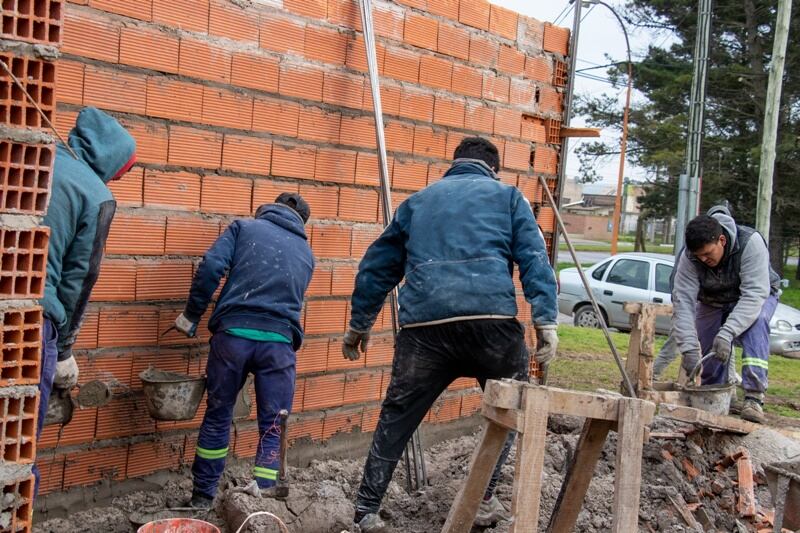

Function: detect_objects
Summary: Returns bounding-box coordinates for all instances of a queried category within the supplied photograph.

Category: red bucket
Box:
[137,518,221,533]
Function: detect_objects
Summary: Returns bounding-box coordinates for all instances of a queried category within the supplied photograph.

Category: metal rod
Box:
[358,0,426,490]
[539,175,637,398]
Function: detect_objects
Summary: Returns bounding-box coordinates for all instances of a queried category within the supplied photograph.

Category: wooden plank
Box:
[548,418,614,533]
[544,387,620,421]
[639,390,687,405]
[483,379,523,410]
[510,387,549,533]
[666,492,702,529]
[658,403,757,434]
[481,404,522,431]
[559,127,601,138]
[442,420,510,533]
[612,398,648,533]
[623,302,673,316]
[624,308,644,394]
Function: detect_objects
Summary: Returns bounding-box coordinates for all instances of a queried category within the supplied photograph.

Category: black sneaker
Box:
[189,492,213,509]
[740,398,767,424]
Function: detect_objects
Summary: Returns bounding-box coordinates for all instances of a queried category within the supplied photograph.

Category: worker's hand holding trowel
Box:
[173,313,198,338]
[342,329,370,361]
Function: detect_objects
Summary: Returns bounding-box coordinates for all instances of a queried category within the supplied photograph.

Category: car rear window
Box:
[655,263,673,293]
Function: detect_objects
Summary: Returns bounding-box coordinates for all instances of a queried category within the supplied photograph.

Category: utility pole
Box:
[755,0,792,241]
[550,0,582,265]
[675,0,712,255]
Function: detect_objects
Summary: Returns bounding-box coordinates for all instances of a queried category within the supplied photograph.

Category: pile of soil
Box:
[33,415,800,532]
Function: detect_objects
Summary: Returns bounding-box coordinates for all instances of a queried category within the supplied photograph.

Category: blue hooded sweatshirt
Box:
[42,107,136,361]
[183,204,315,350]
[349,159,558,332]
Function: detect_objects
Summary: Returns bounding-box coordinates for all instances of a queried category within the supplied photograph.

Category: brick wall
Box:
[37,0,570,493]
[0,0,64,527]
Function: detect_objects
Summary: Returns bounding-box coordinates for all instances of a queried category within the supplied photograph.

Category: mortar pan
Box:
[140,367,206,421]
[765,459,800,530]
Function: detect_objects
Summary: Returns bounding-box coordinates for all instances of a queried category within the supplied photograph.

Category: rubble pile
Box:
[32,415,800,532]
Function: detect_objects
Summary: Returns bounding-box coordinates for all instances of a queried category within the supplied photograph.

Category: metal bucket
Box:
[137,518,220,533]
[140,367,206,421]
[682,383,734,415]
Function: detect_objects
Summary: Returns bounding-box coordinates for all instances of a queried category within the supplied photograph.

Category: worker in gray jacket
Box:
[672,208,779,423]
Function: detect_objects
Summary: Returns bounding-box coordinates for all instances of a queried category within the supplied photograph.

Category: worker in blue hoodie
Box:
[39,107,137,494]
[173,193,314,508]
[343,137,559,532]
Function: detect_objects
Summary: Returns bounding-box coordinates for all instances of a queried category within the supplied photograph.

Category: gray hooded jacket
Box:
[672,211,779,355]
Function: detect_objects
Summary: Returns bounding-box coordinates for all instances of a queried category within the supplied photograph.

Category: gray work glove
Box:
[680,347,702,374]
[174,313,198,337]
[712,333,733,363]
[534,325,558,365]
[53,356,79,389]
[342,329,370,361]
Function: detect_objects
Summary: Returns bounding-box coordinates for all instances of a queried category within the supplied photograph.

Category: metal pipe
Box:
[358,0,426,491]
[539,175,637,398]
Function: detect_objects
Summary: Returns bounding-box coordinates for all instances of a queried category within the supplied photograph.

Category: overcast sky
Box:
[492,1,675,188]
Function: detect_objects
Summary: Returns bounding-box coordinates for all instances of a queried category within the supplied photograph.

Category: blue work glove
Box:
[342,329,370,361]
[174,313,198,337]
[712,333,733,362]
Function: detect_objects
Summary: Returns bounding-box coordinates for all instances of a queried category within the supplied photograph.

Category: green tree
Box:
[574,0,800,272]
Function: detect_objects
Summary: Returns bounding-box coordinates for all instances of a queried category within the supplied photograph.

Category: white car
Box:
[557,252,800,359]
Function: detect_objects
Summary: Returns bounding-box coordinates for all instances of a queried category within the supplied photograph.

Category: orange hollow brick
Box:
[0,227,48,300]
[178,37,232,83]
[62,11,118,63]
[200,86,254,130]
[231,52,279,93]
[143,170,201,211]
[372,3,405,41]
[279,63,324,102]
[404,11,438,51]
[91,259,136,302]
[298,183,339,219]
[55,60,84,106]
[84,66,147,115]
[0,306,42,387]
[302,373,345,410]
[120,25,179,74]
[153,0,209,33]
[383,46,420,84]
[298,107,341,145]
[468,34,498,68]
[459,0,490,30]
[322,408,364,440]
[146,77,203,123]
[252,97,300,138]
[0,140,53,215]
[338,187,379,223]
[412,126,447,160]
[419,55,453,91]
[92,0,151,21]
[489,5,518,40]
[208,0,258,42]
[437,23,469,61]
[0,0,63,45]
[543,23,570,56]
[328,0,362,31]
[259,12,305,55]
[305,25,348,65]
[310,224,352,259]
[306,265,333,296]
[0,474,34,531]
[0,52,55,129]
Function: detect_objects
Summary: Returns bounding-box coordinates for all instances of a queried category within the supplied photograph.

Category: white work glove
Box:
[342,329,370,361]
[174,313,198,337]
[53,356,79,389]
[534,325,558,365]
[712,333,733,363]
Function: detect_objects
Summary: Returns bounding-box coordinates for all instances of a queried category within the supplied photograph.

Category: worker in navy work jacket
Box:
[173,193,314,508]
[342,137,559,532]
[39,107,136,495]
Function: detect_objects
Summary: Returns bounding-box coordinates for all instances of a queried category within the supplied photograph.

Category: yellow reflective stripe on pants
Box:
[196,446,229,460]
[253,466,278,480]
[742,357,769,370]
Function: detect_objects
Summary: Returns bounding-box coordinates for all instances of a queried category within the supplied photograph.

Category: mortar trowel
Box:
[44,379,113,426]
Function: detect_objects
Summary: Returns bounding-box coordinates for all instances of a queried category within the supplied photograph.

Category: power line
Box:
[554,3,574,26]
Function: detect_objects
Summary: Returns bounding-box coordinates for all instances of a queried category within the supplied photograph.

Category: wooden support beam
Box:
[612,398,651,533]
[548,418,614,533]
[623,302,673,316]
[658,403,757,434]
[559,127,601,138]
[510,387,549,533]
[483,379,522,409]
[483,380,623,421]
[481,404,521,431]
[441,421,510,533]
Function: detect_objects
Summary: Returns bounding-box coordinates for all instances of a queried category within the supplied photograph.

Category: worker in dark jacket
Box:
[343,137,559,532]
[173,193,314,507]
[38,107,136,494]
[672,209,780,423]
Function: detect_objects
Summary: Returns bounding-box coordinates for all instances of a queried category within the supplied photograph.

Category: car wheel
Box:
[574,305,604,329]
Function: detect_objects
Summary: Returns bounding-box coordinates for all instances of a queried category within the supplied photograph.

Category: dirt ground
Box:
[33,415,800,533]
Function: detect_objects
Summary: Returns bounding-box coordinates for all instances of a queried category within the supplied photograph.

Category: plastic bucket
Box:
[140,367,206,421]
[137,518,220,533]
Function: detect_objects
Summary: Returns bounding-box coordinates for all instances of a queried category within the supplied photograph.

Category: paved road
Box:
[557,250,610,265]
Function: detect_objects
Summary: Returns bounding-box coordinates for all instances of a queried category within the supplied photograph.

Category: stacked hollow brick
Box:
[36,0,570,494]
[0,0,63,527]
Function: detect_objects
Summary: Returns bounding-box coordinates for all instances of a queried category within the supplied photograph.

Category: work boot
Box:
[354,512,387,533]
[189,491,213,510]
[474,495,509,527]
[740,397,767,424]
